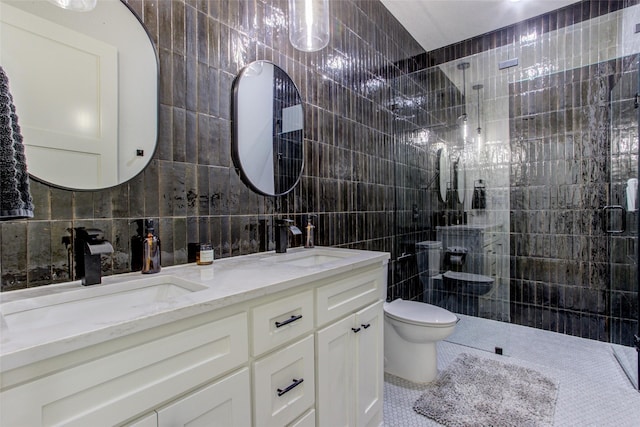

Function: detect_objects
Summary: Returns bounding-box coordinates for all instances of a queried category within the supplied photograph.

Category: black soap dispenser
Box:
[130,219,144,272]
[142,219,161,274]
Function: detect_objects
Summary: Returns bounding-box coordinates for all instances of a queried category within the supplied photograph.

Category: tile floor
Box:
[383,314,640,427]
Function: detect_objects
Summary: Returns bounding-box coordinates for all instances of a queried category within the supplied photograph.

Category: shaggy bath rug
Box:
[413,353,559,427]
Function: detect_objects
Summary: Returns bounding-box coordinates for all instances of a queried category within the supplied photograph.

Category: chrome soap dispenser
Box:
[304,214,316,248]
[142,219,161,274]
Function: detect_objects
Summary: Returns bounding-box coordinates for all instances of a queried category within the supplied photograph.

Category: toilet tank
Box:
[415,241,442,276]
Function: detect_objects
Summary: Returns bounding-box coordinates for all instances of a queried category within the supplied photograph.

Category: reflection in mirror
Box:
[232,61,304,197]
[456,158,465,204]
[0,0,158,190]
[437,147,449,202]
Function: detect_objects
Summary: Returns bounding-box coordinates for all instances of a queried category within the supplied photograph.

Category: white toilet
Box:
[384,298,458,383]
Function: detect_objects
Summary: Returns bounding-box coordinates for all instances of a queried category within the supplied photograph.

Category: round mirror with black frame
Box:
[0,0,158,190]
[232,61,304,197]
[437,147,449,203]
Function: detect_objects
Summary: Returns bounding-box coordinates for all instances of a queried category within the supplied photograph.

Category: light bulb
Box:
[46,0,97,12]
[288,0,330,52]
[462,115,468,141]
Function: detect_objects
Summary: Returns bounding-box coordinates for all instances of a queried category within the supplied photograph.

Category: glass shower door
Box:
[609,55,639,391]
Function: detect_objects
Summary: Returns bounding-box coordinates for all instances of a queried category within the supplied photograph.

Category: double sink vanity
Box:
[0,247,389,427]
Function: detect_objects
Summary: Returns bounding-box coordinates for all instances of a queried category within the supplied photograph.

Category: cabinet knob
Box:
[351,327,361,333]
[361,323,371,329]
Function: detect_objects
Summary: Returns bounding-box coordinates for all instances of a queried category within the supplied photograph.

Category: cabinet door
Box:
[0,312,249,427]
[126,412,157,427]
[288,409,315,427]
[354,301,384,427]
[157,368,251,427]
[253,335,315,427]
[316,314,355,427]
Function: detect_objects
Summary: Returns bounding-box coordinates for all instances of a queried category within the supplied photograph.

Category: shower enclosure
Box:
[609,56,640,391]
[389,5,639,391]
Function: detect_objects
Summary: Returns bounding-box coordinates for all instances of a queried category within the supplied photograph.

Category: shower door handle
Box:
[603,205,626,234]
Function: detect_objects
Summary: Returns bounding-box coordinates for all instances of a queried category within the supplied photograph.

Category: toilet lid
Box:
[443,271,494,283]
[384,299,458,326]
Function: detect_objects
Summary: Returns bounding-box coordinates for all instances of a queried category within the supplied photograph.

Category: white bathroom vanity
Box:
[0,247,389,427]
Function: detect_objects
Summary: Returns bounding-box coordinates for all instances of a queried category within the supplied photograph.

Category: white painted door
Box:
[354,301,384,427]
[316,314,354,427]
[156,368,251,427]
[0,3,118,188]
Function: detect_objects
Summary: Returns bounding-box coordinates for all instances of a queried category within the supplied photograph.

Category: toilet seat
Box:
[384,299,458,327]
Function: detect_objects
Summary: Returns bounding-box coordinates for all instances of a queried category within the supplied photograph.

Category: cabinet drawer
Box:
[316,268,381,326]
[157,368,251,427]
[0,312,249,427]
[288,409,316,427]
[252,290,314,356]
[254,335,315,427]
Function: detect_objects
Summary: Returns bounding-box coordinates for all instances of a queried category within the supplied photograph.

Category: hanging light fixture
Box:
[473,84,484,147]
[46,0,97,12]
[288,0,330,52]
[456,62,470,145]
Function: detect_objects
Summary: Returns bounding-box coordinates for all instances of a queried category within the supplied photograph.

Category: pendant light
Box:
[47,0,96,12]
[456,62,470,145]
[473,84,483,147]
[288,0,330,52]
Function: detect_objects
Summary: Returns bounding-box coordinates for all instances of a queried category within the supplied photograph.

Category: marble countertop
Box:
[0,247,389,372]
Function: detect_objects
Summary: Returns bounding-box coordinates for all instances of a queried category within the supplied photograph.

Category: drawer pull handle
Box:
[275,314,303,328]
[277,378,304,396]
[361,323,371,329]
[352,327,361,333]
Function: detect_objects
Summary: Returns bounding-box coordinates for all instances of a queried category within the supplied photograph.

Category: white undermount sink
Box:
[261,248,356,267]
[0,275,207,336]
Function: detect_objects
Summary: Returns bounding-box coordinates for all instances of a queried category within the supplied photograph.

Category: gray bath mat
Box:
[413,353,559,427]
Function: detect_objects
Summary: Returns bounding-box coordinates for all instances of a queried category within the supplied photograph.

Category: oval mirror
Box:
[456,158,465,204]
[0,0,158,190]
[232,61,304,197]
[437,147,449,202]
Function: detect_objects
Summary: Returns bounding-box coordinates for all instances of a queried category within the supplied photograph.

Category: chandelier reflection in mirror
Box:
[288,0,330,52]
[473,84,484,151]
[456,62,470,146]
[47,0,96,12]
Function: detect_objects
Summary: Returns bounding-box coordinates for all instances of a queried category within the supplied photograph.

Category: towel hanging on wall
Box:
[0,66,34,220]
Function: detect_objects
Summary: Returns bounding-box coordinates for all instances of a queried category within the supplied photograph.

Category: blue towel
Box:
[0,66,33,220]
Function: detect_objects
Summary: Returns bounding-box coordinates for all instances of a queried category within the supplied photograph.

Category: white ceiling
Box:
[380,0,582,53]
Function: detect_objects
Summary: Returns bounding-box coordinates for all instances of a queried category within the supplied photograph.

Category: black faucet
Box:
[74,227,114,286]
[275,219,302,253]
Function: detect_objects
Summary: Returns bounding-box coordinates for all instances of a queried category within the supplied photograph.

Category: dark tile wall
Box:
[0,0,425,292]
[509,55,639,346]
[509,59,615,342]
[389,0,639,345]
[420,0,640,68]
[610,59,640,345]
[388,66,463,302]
